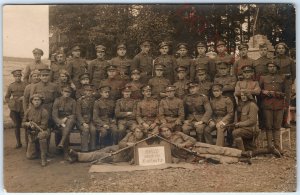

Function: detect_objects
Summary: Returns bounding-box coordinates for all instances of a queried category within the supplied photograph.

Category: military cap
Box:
[159,41,169,48]
[140,40,151,46]
[259,43,268,49]
[154,64,165,70]
[61,85,73,93]
[39,68,51,75]
[175,66,187,72]
[275,42,289,50]
[122,86,132,92]
[11,69,22,76]
[30,93,44,103]
[197,70,206,75]
[238,43,249,50]
[196,41,206,48]
[117,44,126,49]
[79,73,90,81]
[165,85,176,92]
[266,61,280,70]
[177,42,188,50]
[72,46,81,52]
[30,69,40,77]
[131,69,141,74]
[216,40,226,47]
[211,83,223,90]
[32,48,44,55]
[82,84,94,91]
[141,85,151,91]
[106,65,117,71]
[187,82,199,88]
[242,65,254,72]
[95,45,106,52]
[99,85,111,92]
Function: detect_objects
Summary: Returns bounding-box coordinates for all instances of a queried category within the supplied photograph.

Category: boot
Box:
[68,149,78,163]
[41,153,47,167]
[40,139,48,167]
[241,151,252,158]
[234,137,245,151]
[273,130,284,155]
[15,127,22,149]
[269,146,282,158]
[266,130,274,149]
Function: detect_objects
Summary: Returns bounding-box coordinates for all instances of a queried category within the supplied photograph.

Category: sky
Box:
[3,5,49,59]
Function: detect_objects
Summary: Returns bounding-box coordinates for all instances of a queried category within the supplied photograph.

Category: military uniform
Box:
[125,81,143,100]
[214,62,237,98]
[191,55,215,82]
[110,44,132,77]
[196,71,213,97]
[88,51,109,87]
[233,44,254,78]
[5,70,26,148]
[50,61,68,84]
[182,83,212,141]
[175,43,192,80]
[148,64,171,100]
[76,84,97,152]
[23,70,40,112]
[173,66,190,99]
[253,56,271,81]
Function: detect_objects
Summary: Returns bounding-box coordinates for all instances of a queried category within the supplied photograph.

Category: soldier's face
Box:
[166,90,175,98]
[212,89,222,98]
[189,86,198,94]
[197,47,206,55]
[160,128,171,138]
[218,68,229,76]
[141,45,150,53]
[159,46,169,55]
[216,45,225,53]
[32,97,42,107]
[239,48,248,57]
[122,91,131,98]
[40,74,50,82]
[177,71,186,80]
[134,129,144,140]
[267,64,277,74]
[142,90,151,98]
[117,48,126,57]
[31,74,40,83]
[56,54,65,63]
[14,75,22,82]
[178,48,188,57]
[131,73,140,81]
[96,51,105,59]
[259,47,268,57]
[60,74,68,82]
[107,70,117,78]
[80,78,90,85]
[240,93,248,102]
[62,90,72,98]
[243,71,253,79]
[84,89,93,97]
[197,73,206,81]
[276,45,286,55]
[100,90,110,98]
[33,53,42,61]
[72,51,81,58]
[155,69,163,77]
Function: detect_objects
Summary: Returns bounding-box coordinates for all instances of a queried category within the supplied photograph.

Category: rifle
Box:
[223,123,236,128]
[28,121,45,133]
[91,133,159,164]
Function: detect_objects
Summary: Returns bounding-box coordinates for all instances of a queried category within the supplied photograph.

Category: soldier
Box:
[196,68,213,97]
[154,41,177,83]
[52,86,76,159]
[204,84,234,146]
[260,62,288,155]
[5,69,26,148]
[233,43,254,79]
[214,40,235,74]
[56,69,75,98]
[50,50,68,84]
[190,41,215,81]
[173,66,190,99]
[159,85,185,132]
[23,69,40,113]
[273,42,296,128]
[99,65,126,101]
[75,73,91,100]
[93,85,118,147]
[22,94,49,166]
[126,69,143,100]
[232,91,258,152]
[175,42,192,79]
[182,82,212,141]
[115,86,137,143]
[66,45,88,88]
[136,85,160,135]
[110,43,132,79]
[253,43,272,81]
[148,64,171,100]
[131,40,153,84]
[23,48,48,84]
[88,45,109,87]
[76,84,97,152]
[234,65,261,98]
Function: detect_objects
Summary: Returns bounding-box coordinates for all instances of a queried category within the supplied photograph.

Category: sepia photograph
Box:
[2,3,297,192]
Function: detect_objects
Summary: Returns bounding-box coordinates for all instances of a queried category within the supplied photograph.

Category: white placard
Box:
[138,146,166,166]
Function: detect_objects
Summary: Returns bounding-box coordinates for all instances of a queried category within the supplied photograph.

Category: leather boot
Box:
[203,126,213,144]
[268,146,282,158]
[40,139,48,167]
[266,130,273,149]
[15,127,22,149]
[273,130,284,155]
[234,137,245,151]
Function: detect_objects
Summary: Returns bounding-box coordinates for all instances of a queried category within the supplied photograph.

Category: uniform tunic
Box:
[214,75,237,98]
[136,97,160,125]
[234,80,261,97]
[190,55,215,81]
[233,56,254,77]
[5,81,26,112]
[93,98,116,126]
[88,58,109,86]
[66,57,88,87]
[253,56,271,81]
[154,54,177,83]
[173,79,190,99]
[197,79,213,97]
[126,81,143,100]
[159,97,185,124]
[52,96,76,125]
[110,56,132,76]
[148,77,170,100]
[23,61,48,84]
[99,78,126,100]
[50,62,68,83]
[184,94,212,123]
[176,56,192,79]
[210,96,234,124]
[131,52,153,83]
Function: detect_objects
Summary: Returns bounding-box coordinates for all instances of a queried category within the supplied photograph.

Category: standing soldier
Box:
[126,69,144,100]
[76,84,97,152]
[253,43,271,81]
[99,65,126,101]
[159,85,185,132]
[50,50,68,84]
[173,66,190,99]
[5,69,26,148]
[75,73,91,100]
[273,42,296,128]
[175,42,192,80]
[23,70,40,113]
[88,45,109,87]
[182,82,212,141]
[260,62,288,155]
[154,41,177,83]
[214,40,235,74]
[190,41,215,81]
[67,45,88,89]
[196,68,213,97]
[22,94,49,166]
[233,43,254,79]
[131,40,153,84]
[136,85,161,135]
[115,86,137,143]
[93,85,118,147]
[204,84,234,146]
[110,43,132,79]
[148,64,171,100]
[23,48,48,84]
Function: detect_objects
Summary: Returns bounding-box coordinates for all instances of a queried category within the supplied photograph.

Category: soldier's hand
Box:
[195,121,203,126]
[235,123,240,128]
[177,143,186,148]
[103,124,109,129]
[142,123,150,129]
[62,117,68,124]
[24,122,31,127]
[127,142,135,147]
[175,119,182,125]
[126,112,132,116]
[83,123,89,129]
[71,83,76,90]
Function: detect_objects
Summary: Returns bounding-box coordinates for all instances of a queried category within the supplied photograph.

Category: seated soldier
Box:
[148,64,170,100]
[173,66,190,99]
[115,86,137,143]
[204,84,234,146]
[196,68,213,97]
[182,82,212,142]
[22,94,49,166]
[76,84,97,152]
[52,86,76,159]
[75,73,91,100]
[126,69,143,100]
[159,85,184,132]
[67,125,147,163]
[57,69,76,98]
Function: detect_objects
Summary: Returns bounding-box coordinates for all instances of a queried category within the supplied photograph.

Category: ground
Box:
[2,58,297,192]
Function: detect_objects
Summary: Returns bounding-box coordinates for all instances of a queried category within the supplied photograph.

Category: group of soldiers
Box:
[5,39,295,166]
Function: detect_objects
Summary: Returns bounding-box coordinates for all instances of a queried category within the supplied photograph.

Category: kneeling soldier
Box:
[22,94,49,166]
